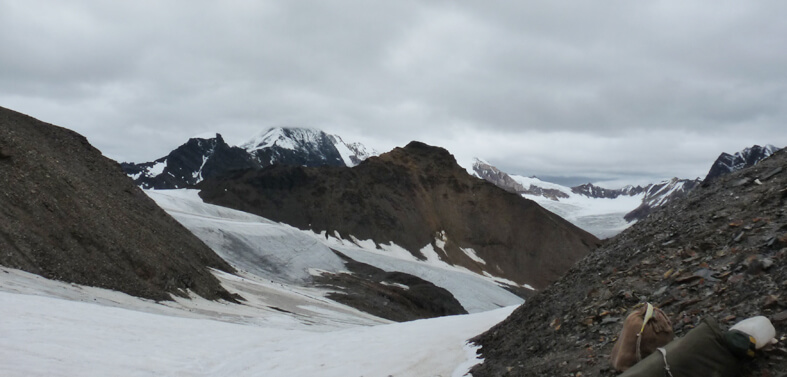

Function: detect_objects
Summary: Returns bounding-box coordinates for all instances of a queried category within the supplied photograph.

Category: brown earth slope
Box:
[197,141,600,290]
[471,149,787,376]
[0,106,237,302]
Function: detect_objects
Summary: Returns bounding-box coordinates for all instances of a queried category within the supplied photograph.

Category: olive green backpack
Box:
[620,317,754,377]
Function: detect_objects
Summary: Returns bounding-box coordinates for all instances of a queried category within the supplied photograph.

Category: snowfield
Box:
[0,189,525,376]
[148,189,525,313]
[510,175,644,239]
[522,191,643,239]
[0,267,516,377]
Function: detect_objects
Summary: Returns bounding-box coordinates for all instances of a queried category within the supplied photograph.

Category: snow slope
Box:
[0,188,525,376]
[147,189,524,313]
[0,266,516,377]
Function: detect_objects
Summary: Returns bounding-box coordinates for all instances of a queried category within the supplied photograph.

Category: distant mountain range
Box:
[473,143,780,238]
[120,128,378,189]
[122,127,780,240]
[471,159,700,238]
[118,127,601,295]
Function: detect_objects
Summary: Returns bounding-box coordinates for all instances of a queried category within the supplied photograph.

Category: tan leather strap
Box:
[635,303,655,361]
[657,347,674,377]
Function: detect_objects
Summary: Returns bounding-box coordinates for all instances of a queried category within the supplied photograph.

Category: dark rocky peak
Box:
[471,148,787,377]
[571,183,646,199]
[240,127,346,167]
[198,141,600,291]
[121,133,258,189]
[705,144,780,182]
[0,106,237,302]
[375,141,464,173]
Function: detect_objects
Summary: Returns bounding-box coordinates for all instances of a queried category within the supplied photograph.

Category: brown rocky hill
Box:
[471,149,787,376]
[0,106,237,302]
[197,141,600,290]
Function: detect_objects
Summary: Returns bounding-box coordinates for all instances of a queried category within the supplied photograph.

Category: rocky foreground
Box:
[0,107,237,302]
[472,149,787,376]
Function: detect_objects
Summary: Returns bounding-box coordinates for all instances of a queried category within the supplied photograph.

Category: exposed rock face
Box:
[0,107,237,302]
[623,178,702,222]
[571,183,646,199]
[315,251,467,322]
[471,149,787,376]
[121,134,260,189]
[473,159,569,200]
[198,141,601,290]
[705,144,780,183]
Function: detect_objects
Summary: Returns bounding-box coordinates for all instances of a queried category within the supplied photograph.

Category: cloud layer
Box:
[2,0,785,184]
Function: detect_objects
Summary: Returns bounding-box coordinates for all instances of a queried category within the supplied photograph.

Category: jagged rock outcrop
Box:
[315,250,468,322]
[472,159,569,200]
[705,144,780,183]
[571,183,646,199]
[122,134,260,189]
[198,141,601,290]
[623,178,702,222]
[471,149,787,376]
[0,107,237,302]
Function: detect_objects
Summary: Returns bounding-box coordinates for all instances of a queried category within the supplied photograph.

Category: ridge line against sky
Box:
[1,1,785,186]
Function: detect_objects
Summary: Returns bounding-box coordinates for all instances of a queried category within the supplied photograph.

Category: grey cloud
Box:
[1,1,785,183]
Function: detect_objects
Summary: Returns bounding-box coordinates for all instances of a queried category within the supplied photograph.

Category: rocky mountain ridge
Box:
[705,144,780,183]
[471,148,787,376]
[121,134,260,189]
[196,141,601,291]
[0,106,237,302]
[122,127,377,189]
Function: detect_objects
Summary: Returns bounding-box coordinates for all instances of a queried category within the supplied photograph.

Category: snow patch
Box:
[482,272,535,291]
[148,159,167,176]
[420,243,444,264]
[462,247,487,265]
[380,281,410,290]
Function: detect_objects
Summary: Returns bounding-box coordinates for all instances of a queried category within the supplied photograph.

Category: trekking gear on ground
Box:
[620,317,751,377]
[610,302,674,372]
[729,316,776,349]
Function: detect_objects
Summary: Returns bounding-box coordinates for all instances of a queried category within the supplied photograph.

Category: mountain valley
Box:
[2,106,785,377]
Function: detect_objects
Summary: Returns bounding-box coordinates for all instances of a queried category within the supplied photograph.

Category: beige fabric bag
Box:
[610,303,675,372]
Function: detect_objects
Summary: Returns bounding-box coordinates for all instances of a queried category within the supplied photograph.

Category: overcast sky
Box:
[2,1,786,186]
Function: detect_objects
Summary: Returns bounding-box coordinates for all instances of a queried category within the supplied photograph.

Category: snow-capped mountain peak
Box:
[123,127,379,189]
[238,127,377,168]
[327,134,379,167]
[240,127,326,152]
